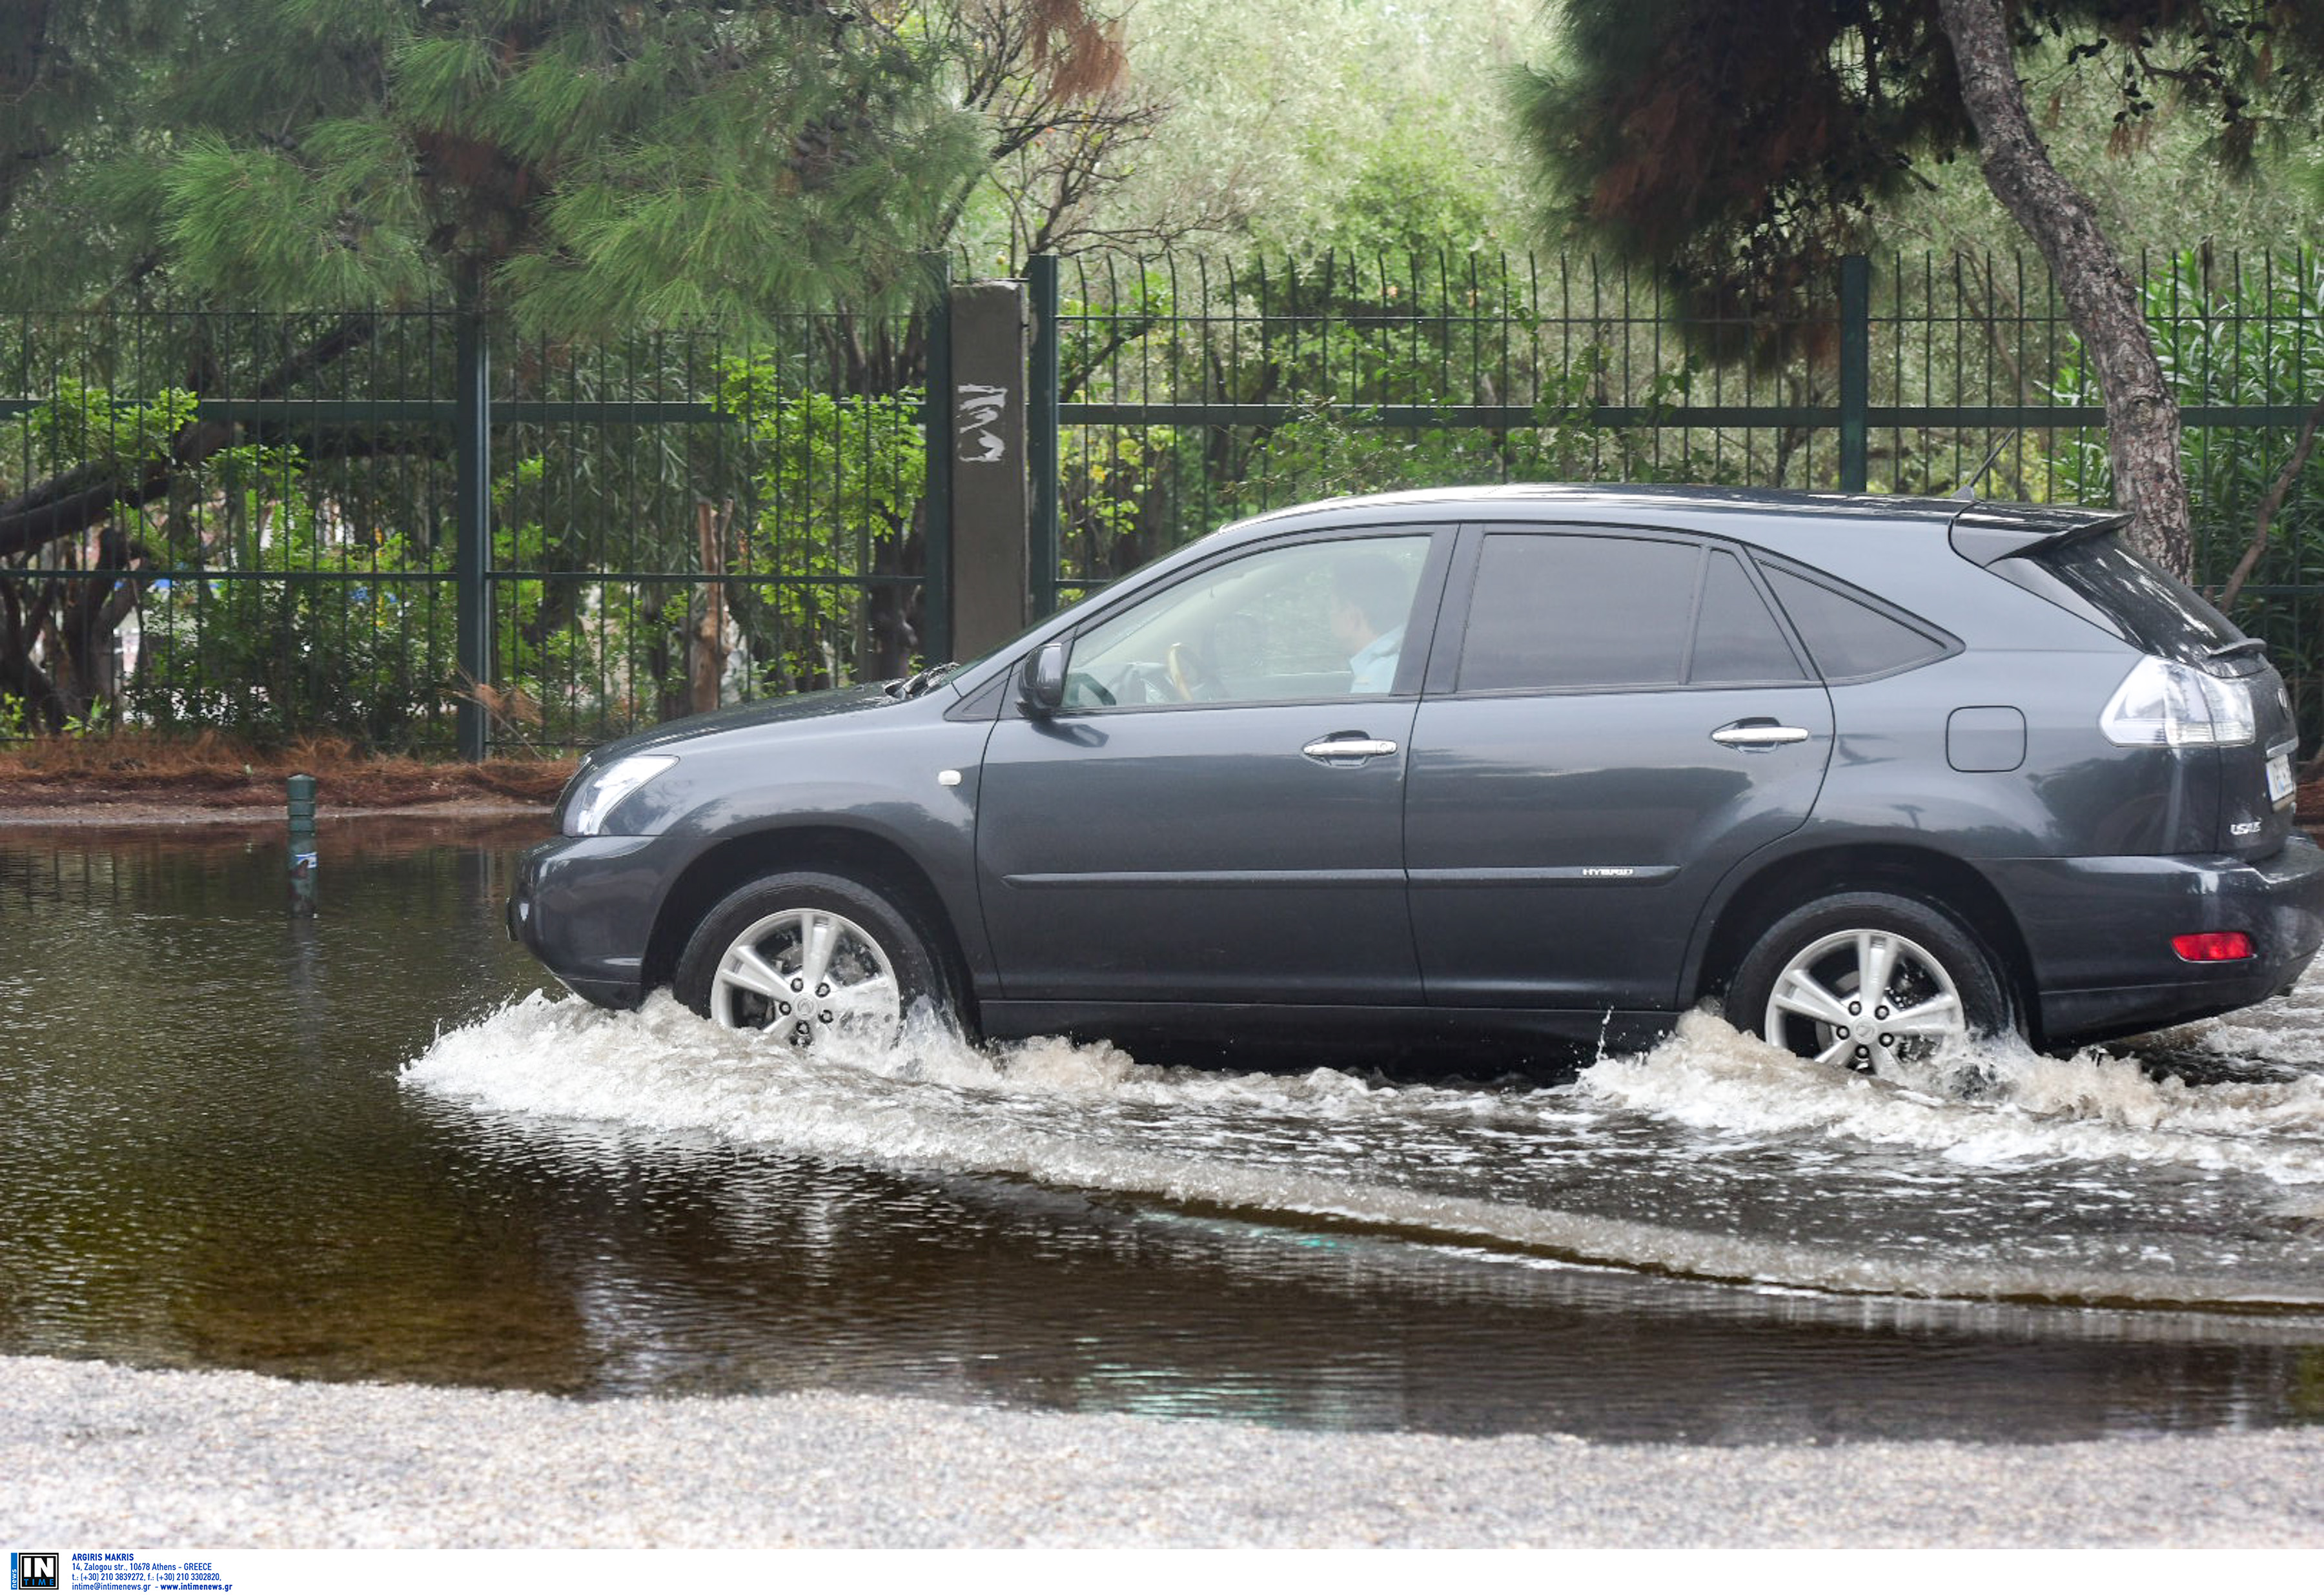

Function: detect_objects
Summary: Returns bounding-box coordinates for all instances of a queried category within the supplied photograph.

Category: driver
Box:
[1330,554,1411,693]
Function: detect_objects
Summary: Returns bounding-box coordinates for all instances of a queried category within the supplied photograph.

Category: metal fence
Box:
[1,300,941,755]
[1037,245,2324,735]
[8,246,2324,753]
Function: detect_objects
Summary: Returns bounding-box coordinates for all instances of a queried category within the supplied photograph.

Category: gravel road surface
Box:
[3,1354,2319,1548]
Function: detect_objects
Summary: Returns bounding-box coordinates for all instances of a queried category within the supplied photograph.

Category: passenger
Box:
[1331,554,1411,693]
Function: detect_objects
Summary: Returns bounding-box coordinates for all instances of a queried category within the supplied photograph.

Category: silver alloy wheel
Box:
[709,906,902,1045]
[1761,926,1969,1072]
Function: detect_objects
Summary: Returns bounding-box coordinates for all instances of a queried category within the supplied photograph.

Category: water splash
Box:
[1573,1009,2324,1185]
[403,982,2324,1306]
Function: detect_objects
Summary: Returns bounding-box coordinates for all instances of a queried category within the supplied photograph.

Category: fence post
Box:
[921,256,954,664]
[453,309,493,760]
[1028,255,1062,618]
[1839,253,1870,494]
[946,278,1032,661]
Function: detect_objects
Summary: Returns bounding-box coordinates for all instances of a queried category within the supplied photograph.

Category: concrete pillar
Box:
[947,280,1031,660]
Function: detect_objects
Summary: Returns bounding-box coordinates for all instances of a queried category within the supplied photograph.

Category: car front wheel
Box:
[1728,891,2013,1071]
[675,871,948,1046]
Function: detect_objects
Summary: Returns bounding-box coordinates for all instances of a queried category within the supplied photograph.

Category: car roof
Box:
[1210,482,2114,551]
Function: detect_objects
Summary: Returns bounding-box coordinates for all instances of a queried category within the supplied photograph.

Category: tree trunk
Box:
[1934,0,2192,577]
[689,500,731,714]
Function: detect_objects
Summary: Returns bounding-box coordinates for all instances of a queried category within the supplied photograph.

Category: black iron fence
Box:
[1,300,942,755]
[8,246,2324,752]
[1035,245,2324,736]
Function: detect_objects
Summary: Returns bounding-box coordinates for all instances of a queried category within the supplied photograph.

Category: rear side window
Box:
[1457,534,1810,693]
[1459,534,1697,691]
[1997,531,2247,667]
[1761,567,1950,682]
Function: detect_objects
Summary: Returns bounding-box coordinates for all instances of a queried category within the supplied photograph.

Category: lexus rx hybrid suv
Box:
[511,485,2324,1068]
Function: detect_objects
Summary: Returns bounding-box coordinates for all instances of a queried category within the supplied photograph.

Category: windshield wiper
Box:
[887,662,960,700]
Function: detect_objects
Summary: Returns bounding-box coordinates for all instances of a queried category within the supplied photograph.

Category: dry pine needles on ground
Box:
[0,732,571,815]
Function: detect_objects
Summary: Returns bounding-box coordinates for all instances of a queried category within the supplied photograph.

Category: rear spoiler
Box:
[1946,507,2130,568]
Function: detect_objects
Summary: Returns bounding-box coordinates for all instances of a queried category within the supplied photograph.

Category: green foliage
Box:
[1221,354,1716,516]
[1050,252,1742,592]
[2,305,950,749]
[128,556,456,753]
[1096,0,1542,255]
[1513,0,1964,312]
[1885,47,2324,260]
[10,380,198,484]
[127,438,458,750]
[3,1,986,329]
[6,378,456,751]
[2051,250,2324,715]
[717,358,928,690]
[0,693,108,741]
[1513,3,2324,328]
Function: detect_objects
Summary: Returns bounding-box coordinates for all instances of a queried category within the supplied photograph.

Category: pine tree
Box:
[2,0,986,329]
[1512,0,2324,576]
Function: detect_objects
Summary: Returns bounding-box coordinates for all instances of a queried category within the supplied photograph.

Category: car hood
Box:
[576,681,912,769]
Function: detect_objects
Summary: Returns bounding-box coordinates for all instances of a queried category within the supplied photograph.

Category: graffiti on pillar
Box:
[956,383,1010,464]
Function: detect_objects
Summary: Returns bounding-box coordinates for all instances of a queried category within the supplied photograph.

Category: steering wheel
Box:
[1165,641,1223,702]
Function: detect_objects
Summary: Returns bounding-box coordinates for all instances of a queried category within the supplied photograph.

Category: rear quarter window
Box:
[1760,565,1953,682]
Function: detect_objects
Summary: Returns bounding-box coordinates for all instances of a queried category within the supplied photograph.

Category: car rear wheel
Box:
[1729,892,2013,1071]
[676,871,949,1046]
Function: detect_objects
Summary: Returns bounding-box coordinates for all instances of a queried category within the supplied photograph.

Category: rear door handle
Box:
[1302,736,1400,764]
[1711,722,1810,748]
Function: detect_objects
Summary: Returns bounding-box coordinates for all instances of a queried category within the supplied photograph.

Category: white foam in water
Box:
[1573,1009,2324,1184]
[405,991,1437,1195]
[407,988,1560,1139]
[407,993,1701,1288]
[404,980,2324,1304]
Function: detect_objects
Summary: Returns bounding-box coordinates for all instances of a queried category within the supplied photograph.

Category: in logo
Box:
[8,1553,58,1592]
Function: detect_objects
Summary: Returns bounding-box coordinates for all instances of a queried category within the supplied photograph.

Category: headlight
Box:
[564,754,677,836]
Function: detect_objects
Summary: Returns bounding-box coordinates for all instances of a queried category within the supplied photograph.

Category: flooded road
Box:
[4,824,2323,1443]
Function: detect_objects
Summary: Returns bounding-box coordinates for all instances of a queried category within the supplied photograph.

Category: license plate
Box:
[2268,749,2296,806]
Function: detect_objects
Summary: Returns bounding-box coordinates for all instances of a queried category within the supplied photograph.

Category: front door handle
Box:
[1302,735,1400,764]
[1711,721,1811,748]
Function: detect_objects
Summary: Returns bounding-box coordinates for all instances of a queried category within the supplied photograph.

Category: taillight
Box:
[2172,931,2256,962]
[2101,656,2256,747]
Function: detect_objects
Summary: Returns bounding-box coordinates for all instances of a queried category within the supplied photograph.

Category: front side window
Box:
[1062,536,1432,709]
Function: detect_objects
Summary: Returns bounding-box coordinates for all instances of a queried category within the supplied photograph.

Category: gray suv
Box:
[509,485,2324,1067]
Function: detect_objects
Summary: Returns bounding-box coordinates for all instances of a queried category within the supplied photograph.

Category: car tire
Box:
[675,871,954,1045]
[1727,891,2013,1071]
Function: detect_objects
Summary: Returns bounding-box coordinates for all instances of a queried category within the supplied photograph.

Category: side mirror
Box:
[1019,639,1068,716]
